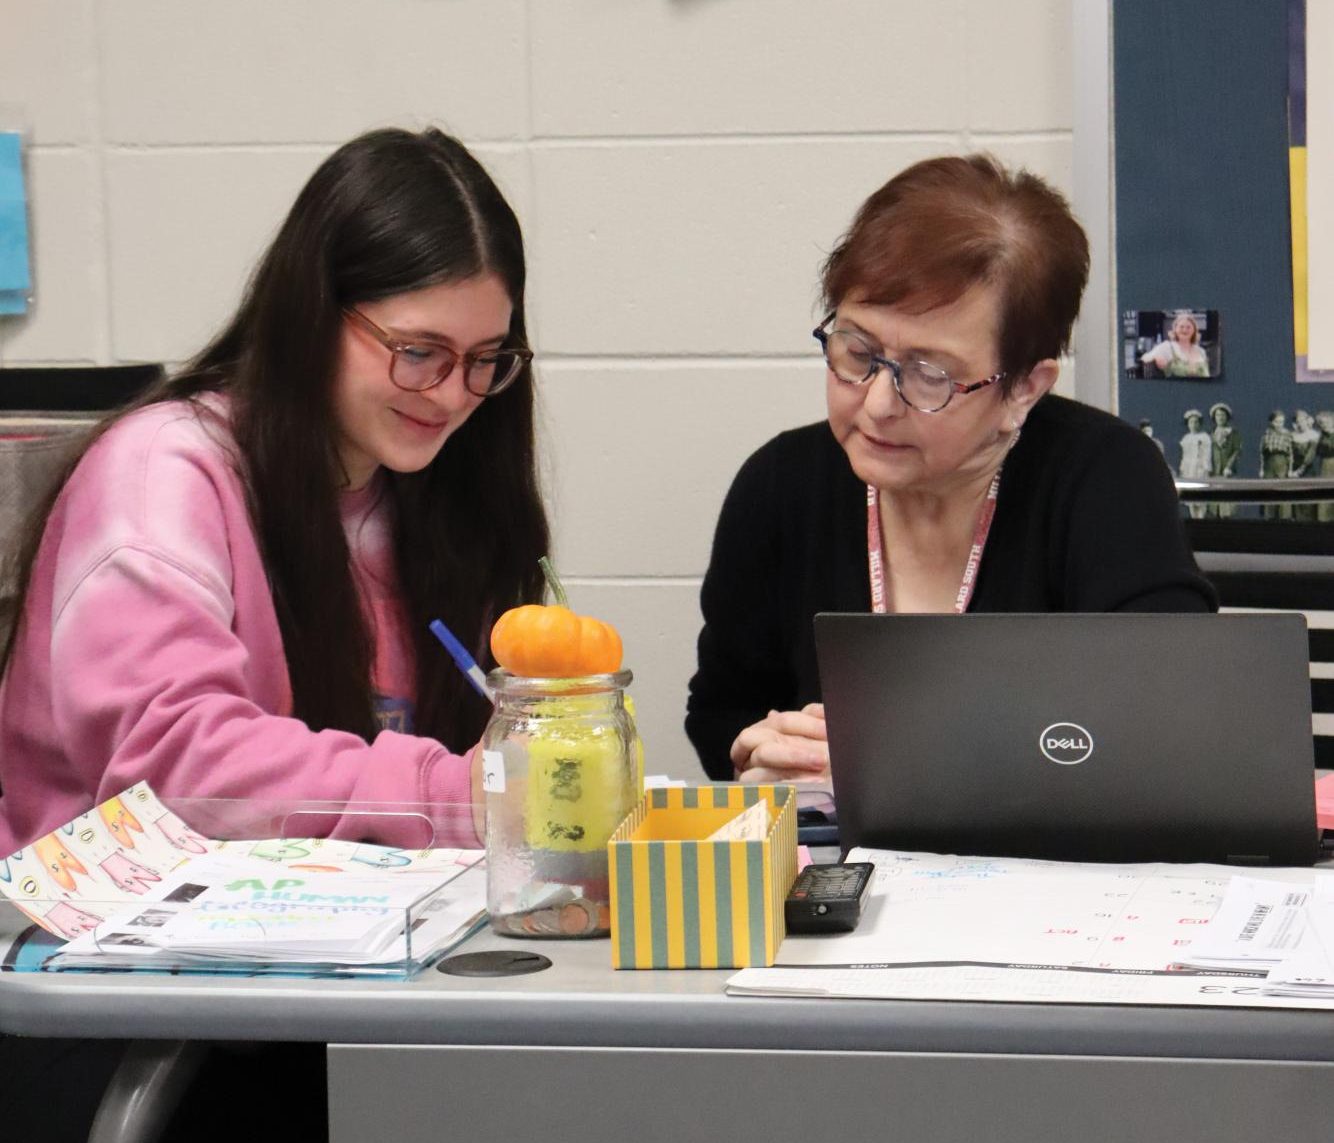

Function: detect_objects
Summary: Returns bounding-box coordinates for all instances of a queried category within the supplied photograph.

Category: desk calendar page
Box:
[727,848,1334,1009]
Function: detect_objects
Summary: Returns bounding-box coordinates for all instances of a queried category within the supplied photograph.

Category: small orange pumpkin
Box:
[490,558,624,677]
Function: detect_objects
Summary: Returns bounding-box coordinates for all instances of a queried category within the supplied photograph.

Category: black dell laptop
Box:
[814,612,1320,866]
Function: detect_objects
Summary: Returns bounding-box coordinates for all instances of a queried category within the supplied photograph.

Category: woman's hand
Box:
[729,703,829,783]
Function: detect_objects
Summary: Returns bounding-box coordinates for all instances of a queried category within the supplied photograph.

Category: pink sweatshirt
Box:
[0,397,476,855]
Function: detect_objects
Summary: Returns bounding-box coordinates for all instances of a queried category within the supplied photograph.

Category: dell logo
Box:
[1039,723,1094,765]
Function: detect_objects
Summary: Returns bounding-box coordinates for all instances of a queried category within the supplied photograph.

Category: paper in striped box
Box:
[608,784,797,969]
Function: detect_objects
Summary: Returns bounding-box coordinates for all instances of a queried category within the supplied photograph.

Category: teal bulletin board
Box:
[1113,0,1334,498]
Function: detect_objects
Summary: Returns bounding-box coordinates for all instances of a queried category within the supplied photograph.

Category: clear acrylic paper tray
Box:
[0,796,487,979]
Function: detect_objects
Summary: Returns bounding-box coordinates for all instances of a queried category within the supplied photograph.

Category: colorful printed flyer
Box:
[0,782,486,963]
[0,783,211,938]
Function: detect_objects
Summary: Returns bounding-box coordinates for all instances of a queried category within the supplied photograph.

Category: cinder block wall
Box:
[0,0,1074,779]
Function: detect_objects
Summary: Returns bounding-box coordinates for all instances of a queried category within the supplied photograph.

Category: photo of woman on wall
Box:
[1140,311,1212,378]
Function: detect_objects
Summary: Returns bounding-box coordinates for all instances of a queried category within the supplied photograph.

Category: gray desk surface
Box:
[3,915,1332,1062]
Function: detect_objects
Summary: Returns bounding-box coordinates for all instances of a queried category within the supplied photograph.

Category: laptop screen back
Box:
[815,612,1319,866]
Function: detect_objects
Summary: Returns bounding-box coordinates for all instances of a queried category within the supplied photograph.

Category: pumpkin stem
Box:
[538,556,569,608]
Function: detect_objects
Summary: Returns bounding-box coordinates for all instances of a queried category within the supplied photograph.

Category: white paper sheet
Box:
[727,849,1334,1010]
[1172,875,1312,968]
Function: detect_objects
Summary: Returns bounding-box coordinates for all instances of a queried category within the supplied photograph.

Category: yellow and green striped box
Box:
[608,784,798,969]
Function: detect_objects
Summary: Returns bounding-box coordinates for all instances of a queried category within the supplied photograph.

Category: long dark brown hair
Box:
[2,127,549,751]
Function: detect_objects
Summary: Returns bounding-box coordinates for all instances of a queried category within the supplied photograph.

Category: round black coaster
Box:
[436,949,553,977]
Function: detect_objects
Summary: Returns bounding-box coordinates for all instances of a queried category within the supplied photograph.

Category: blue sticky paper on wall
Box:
[0,131,33,315]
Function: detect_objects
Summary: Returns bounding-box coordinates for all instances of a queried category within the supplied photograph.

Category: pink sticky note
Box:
[1316,774,1334,831]
[796,845,814,872]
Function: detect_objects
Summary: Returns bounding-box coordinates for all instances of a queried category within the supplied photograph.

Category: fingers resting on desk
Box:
[730,703,830,784]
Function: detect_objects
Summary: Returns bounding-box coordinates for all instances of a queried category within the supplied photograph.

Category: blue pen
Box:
[428,619,493,701]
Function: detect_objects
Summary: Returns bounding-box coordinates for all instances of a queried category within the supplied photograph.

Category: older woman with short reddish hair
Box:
[686,154,1216,783]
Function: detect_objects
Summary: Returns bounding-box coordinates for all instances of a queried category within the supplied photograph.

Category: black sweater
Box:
[685,396,1218,780]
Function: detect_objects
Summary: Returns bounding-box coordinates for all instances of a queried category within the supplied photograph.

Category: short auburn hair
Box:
[821,154,1089,393]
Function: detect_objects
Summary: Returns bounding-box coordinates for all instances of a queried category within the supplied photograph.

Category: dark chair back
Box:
[1187,517,1334,768]
[0,364,165,638]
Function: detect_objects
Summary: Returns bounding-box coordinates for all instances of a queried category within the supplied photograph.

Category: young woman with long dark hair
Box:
[0,126,548,854]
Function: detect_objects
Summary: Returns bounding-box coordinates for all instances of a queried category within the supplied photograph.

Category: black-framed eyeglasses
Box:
[813,314,1005,414]
[344,308,532,397]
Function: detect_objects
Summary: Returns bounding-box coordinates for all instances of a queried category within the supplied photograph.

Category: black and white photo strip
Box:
[1145,404,1334,520]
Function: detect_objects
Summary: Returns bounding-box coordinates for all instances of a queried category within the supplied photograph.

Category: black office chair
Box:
[1181,484,1334,768]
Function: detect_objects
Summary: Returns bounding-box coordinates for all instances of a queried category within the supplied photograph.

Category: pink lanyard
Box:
[866,469,1003,615]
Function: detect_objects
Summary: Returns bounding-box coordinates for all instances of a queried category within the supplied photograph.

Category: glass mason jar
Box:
[480,669,639,938]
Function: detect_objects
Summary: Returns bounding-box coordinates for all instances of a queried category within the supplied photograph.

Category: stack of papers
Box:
[1259,887,1334,999]
[726,847,1334,1010]
[1170,875,1313,971]
[1160,875,1334,997]
[0,782,487,975]
[49,854,486,974]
